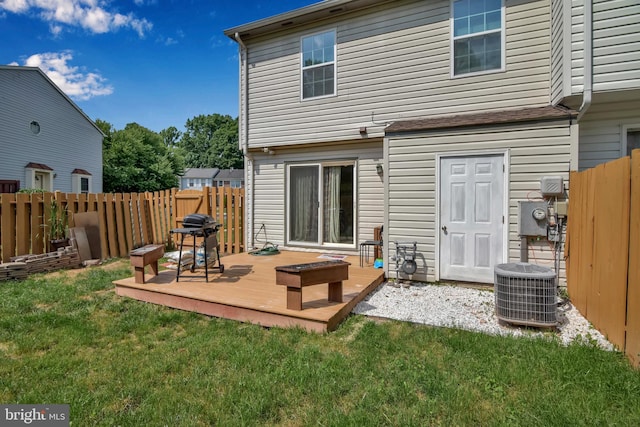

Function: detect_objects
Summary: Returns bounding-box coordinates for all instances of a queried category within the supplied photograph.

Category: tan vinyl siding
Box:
[571,0,585,93]
[570,0,640,95]
[592,0,640,91]
[386,121,573,283]
[244,0,552,148]
[578,97,640,169]
[250,141,383,252]
[550,0,566,104]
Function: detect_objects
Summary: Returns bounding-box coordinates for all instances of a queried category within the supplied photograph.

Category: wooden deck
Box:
[114,251,385,332]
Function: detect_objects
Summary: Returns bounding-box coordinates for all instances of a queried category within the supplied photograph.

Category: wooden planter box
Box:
[275,261,350,310]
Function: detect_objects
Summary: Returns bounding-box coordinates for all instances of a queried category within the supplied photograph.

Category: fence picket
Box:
[30,192,45,254]
[122,193,134,251]
[16,193,30,256]
[627,151,640,367]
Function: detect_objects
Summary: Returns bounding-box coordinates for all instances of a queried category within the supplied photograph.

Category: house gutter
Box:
[577,0,593,121]
[234,32,256,249]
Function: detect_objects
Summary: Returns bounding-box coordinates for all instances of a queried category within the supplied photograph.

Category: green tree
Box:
[102,122,184,193]
[178,114,243,169]
[95,119,114,149]
[160,126,181,148]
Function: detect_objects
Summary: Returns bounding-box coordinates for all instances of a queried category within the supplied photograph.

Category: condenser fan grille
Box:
[494,263,557,327]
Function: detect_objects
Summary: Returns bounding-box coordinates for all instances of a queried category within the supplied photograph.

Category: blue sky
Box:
[0,0,318,132]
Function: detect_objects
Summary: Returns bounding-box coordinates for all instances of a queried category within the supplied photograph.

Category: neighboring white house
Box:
[224,0,639,284]
[214,169,244,188]
[180,168,220,190]
[0,66,104,193]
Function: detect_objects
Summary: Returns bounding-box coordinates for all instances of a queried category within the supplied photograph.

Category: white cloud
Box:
[20,51,113,101]
[0,0,152,36]
[0,0,29,13]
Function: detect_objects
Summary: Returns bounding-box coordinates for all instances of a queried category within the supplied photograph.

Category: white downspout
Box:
[234,32,255,250]
[577,0,592,121]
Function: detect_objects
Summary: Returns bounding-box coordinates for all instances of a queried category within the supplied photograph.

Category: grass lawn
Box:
[1,261,639,426]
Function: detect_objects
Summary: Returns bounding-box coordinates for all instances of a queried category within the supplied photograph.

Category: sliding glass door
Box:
[287,162,355,247]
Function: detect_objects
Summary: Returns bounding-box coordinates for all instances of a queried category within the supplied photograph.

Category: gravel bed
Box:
[353,282,614,350]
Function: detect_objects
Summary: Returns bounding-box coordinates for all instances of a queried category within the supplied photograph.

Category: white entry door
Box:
[439,154,504,283]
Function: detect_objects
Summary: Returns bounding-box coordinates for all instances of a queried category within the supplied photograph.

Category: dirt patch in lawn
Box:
[43,259,131,279]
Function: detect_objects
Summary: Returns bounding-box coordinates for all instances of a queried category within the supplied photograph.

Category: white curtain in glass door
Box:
[290,166,318,242]
[323,166,341,243]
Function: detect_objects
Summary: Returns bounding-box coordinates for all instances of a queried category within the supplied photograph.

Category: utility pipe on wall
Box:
[577,0,593,121]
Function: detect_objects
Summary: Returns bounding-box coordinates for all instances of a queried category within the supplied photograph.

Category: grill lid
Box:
[182,213,216,228]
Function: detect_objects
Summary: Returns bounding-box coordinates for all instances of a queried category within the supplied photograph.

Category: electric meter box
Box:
[518,201,548,236]
[540,176,564,196]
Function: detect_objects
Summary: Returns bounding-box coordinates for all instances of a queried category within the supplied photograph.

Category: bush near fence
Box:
[0,187,244,264]
[566,150,640,368]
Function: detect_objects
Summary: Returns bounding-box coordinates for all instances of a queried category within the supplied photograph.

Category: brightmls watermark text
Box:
[1,405,69,426]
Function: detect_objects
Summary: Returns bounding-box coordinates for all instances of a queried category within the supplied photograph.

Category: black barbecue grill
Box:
[171,214,224,282]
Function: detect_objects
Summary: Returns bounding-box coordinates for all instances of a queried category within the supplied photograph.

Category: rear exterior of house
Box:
[225,0,636,284]
[0,66,103,193]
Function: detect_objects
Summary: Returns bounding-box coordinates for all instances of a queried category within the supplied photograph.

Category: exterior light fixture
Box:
[376,163,383,175]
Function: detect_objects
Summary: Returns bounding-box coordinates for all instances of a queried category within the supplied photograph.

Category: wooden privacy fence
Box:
[0,187,244,263]
[172,187,244,254]
[566,150,640,368]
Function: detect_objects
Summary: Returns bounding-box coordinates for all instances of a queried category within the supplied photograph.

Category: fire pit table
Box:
[275,260,350,310]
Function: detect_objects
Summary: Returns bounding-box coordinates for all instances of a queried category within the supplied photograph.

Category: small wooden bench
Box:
[130,244,164,284]
[275,261,350,310]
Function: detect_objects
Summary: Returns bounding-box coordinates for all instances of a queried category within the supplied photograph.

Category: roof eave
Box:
[223,0,384,41]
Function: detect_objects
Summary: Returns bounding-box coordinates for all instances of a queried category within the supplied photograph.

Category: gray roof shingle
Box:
[385,105,578,133]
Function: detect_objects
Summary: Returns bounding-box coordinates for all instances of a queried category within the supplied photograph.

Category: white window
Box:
[287,161,355,247]
[623,125,640,157]
[71,171,92,194]
[301,30,336,99]
[217,180,225,187]
[230,180,242,189]
[80,177,89,194]
[451,0,504,76]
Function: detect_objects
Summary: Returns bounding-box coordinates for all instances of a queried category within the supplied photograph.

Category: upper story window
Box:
[301,30,336,99]
[452,0,504,76]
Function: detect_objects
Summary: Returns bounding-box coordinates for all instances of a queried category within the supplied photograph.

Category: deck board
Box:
[114,251,384,332]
